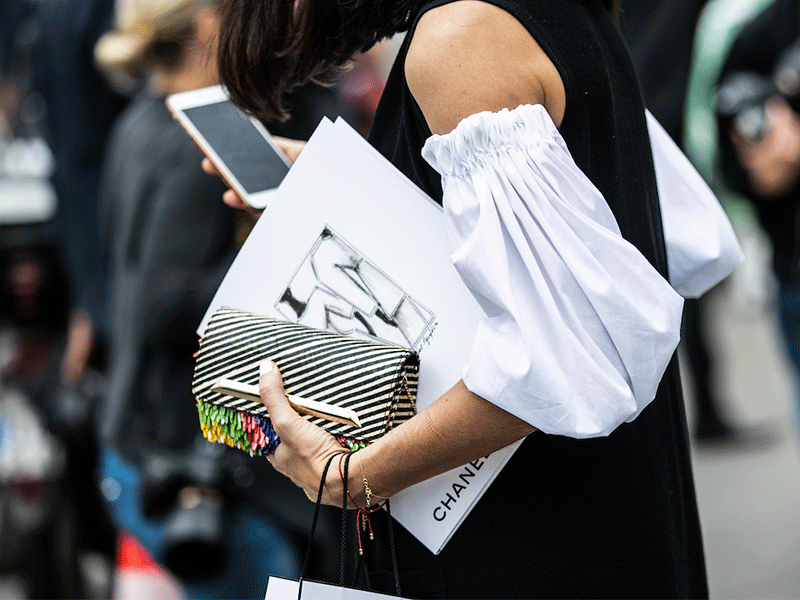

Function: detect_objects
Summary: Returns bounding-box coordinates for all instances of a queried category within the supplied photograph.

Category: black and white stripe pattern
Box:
[193,307,419,443]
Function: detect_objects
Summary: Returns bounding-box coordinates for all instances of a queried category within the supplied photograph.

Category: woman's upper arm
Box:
[405,0,565,135]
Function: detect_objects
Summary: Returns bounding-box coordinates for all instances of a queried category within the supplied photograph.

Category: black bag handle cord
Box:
[297,451,401,599]
[340,452,351,586]
[297,452,341,600]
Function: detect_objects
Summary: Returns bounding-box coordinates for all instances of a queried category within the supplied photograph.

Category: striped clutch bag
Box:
[193,306,419,455]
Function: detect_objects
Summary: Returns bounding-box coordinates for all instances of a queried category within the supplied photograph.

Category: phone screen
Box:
[182,101,290,194]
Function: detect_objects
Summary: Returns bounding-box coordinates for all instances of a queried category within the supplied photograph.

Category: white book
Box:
[199,117,521,555]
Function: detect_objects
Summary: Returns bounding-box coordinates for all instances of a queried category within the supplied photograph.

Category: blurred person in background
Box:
[717,0,800,429]
[0,179,81,599]
[1,0,125,594]
[93,0,352,596]
[29,0,129,385]
[0,0,34,139]
[93,1,298,597]
[621,0,745,444]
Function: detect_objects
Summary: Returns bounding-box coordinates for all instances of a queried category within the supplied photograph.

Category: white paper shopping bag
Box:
[265,576,413,599]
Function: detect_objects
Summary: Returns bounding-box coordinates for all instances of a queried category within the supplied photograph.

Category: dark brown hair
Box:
[218,0,621,122]
[218,0,420,121]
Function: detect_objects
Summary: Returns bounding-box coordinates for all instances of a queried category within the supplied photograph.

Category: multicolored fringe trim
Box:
[197,401,279,456]
[197,400,369,456]
[335,436,368,452]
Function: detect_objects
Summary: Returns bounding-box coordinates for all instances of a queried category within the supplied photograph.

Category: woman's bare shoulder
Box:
[405,0,565,134]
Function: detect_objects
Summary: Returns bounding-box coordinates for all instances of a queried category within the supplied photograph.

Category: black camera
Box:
[715,71,776,142]
[140,438,255,582]
[716,37,800,142]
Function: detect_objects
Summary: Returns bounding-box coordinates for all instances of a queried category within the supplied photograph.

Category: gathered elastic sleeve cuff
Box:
[421,104,684,438]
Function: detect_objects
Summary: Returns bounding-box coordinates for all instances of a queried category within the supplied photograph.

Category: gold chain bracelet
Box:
[357,451,388,508]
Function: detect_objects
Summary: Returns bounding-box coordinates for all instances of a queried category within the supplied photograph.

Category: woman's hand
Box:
[258,359,349,506]
[201,157,257,213]
[272,136,306,163]
[61,309,95,385]
[201,136,307,215]
[732,97,800,198]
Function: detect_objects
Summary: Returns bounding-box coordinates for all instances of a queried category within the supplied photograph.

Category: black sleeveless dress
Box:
[363,0,709,597]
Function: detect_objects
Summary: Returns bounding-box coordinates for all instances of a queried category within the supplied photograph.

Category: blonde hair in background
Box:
[95,0,220,91]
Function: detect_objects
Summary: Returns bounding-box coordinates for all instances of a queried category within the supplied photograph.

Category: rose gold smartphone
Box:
[166,85,291,209]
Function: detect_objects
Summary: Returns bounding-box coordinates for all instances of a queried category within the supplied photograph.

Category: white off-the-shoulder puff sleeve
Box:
[421,103,684,439]
[646,110,744,299]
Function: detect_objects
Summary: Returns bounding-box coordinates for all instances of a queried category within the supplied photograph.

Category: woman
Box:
[211,0,709,597]
[93,1,304,597]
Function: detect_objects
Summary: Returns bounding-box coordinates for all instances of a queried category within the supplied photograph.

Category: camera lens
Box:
[161,487,227,581]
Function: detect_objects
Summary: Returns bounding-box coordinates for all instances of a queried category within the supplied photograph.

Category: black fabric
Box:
[268,80,359,141]
[620,0,710,145]
[99,93,238,458]
[366,0,708,597]
[717,0,800,283]
[29,0,129,332]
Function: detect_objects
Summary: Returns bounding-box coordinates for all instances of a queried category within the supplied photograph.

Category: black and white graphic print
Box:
[276,227,435,350]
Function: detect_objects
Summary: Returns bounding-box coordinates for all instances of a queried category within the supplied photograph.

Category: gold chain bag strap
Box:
[193,306,419,455]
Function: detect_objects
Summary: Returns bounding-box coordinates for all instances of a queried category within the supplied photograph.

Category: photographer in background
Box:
[621,0,746,444]
[93,0,310,597]
[717,0,800,425]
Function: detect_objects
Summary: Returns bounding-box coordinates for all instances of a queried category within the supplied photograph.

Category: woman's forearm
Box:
[333,380,537,507]
[257,361,535,508]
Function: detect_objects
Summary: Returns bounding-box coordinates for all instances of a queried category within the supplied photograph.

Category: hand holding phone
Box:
[167,85,292,210]
[200,157,252,213]
[201,136,306,213]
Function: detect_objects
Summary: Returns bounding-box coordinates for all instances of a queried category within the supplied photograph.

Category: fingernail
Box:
[260,359,274,376]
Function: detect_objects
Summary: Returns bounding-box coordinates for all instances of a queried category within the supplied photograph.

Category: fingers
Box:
[272,137,306,163]
[201,157,219,176]
[223,188,264,218]
[202,158,263,217]
[765,96,794,119]
[222,189,248,210]
[258,359,300,430]
[258,358,349,505]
